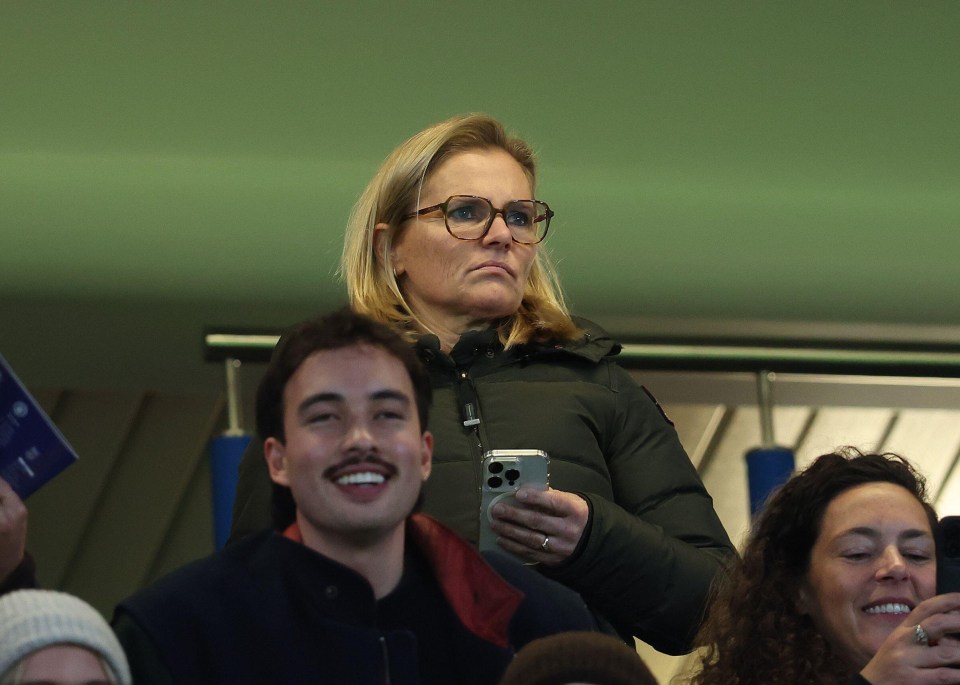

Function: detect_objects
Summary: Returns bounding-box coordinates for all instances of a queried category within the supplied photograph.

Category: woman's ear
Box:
[374,222,404,277]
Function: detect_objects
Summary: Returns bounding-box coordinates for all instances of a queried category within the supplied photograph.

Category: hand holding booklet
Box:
[0,354,79,498]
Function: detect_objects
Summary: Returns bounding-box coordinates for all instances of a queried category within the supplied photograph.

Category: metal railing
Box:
[203,326,960,465]
[204,329,960,378]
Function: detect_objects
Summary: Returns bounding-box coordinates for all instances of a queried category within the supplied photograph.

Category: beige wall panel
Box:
[61,392,221,615]
[26,390,143,588]
[935,419,960,516]
[880,409,960,505]
[794,408,895,469]
[660,403,726,469]
[700,406,810,550]
[634,639,680,685]
[635,640,708,685]
[935,472,960,518]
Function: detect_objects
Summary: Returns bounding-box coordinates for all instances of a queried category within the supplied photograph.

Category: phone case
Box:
[938,516,960,594]
[477,449,550,560]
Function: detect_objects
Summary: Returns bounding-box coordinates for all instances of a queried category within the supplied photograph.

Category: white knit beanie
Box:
[0,590,131,685]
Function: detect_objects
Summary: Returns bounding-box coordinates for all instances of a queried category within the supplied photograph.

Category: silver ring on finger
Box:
[540,535,550,552]
[914,623,930,646]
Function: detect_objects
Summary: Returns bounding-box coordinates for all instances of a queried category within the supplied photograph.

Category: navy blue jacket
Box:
[113,515,597,685]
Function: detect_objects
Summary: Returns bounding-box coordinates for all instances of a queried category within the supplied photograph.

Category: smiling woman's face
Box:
[799,481,936,669]
[386,147,537,340]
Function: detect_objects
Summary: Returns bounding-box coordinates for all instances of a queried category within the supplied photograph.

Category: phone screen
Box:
[938,516,960,594]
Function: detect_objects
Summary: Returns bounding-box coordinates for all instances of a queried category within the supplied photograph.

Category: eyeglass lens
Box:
[444,196,549,244]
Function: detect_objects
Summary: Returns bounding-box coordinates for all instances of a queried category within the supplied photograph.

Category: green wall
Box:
[3,2,959,389]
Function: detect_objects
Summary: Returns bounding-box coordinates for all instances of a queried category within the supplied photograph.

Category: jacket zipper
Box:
[456,369,484,457]
[456,367,488,542]
[379,635,391,685]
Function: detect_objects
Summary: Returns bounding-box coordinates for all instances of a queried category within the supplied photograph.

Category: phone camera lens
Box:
[505,468,520,485]
[487,476,503,488]
[488,462,504,474]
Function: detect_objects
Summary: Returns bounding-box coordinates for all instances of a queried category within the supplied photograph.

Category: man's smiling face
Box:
[264,343,432,552]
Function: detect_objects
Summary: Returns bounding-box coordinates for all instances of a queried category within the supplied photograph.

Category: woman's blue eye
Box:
[505,209,532,227]
[448,202,480,222]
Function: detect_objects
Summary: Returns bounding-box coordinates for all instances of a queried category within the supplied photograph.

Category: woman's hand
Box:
[488,486,589,566]
[0,478,27,582]
[860,593,960,684]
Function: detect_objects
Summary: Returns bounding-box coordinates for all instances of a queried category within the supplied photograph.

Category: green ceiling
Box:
[3,2,959,389]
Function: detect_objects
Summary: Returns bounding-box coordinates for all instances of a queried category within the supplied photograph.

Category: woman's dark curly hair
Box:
[691,448,937,685]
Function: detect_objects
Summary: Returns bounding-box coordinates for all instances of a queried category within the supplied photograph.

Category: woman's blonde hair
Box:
[340,113,580,347]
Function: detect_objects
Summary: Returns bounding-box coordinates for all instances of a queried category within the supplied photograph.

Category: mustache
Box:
[323,454,398,480]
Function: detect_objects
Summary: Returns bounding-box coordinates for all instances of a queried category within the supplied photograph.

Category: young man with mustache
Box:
[112,308,596,685]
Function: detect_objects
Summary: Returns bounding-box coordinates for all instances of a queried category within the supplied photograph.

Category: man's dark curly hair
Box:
[691,447,937,685]
[255,306,432,531]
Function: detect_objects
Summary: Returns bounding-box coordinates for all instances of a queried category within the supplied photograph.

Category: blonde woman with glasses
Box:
[231,114,734,653]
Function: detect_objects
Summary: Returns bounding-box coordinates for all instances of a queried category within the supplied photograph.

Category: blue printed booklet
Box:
[0,354,78,498]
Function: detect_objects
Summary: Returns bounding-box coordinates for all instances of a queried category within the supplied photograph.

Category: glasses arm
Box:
[400,202,446,223]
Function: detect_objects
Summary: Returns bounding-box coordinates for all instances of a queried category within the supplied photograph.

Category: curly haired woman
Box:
[692,448,960,685]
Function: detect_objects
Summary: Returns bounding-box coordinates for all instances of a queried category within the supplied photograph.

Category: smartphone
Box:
[938,516,960,594]
[477,449,550,560]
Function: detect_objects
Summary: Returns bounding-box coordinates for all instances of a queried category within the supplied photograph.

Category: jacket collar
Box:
[413,317,620,367]
[282,514,522,649]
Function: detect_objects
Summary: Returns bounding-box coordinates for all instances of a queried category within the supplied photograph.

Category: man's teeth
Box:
[864,603,910,615]
[336,472,386,486]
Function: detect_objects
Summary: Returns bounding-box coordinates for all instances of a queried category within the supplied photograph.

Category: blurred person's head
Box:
[693,448,937,685]
[341,113,580,349]
[499,631,656,685]
[0,590,131,685]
